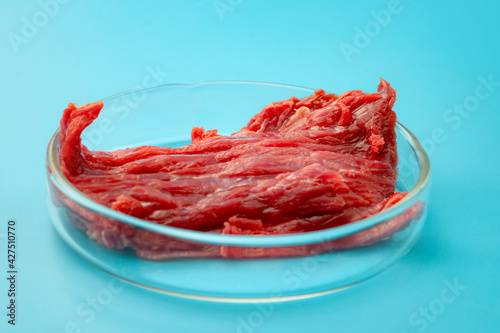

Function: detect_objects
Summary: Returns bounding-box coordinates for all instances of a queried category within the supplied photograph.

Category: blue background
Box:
[1,0,499,332]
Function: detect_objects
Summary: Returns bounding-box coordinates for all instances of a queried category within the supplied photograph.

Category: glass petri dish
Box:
[46,81,431,301]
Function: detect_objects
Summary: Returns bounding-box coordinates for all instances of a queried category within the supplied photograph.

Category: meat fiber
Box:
[55,79,422,259]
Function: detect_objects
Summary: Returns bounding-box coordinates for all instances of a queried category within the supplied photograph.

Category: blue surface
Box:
[1,0,499,332]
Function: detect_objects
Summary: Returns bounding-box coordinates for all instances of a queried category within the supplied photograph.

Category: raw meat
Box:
[55,79,422,259]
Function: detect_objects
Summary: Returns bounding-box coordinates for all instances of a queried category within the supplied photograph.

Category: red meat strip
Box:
[56,79,420,259]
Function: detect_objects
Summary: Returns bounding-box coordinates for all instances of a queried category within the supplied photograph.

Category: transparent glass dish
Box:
[46,81,431,301]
